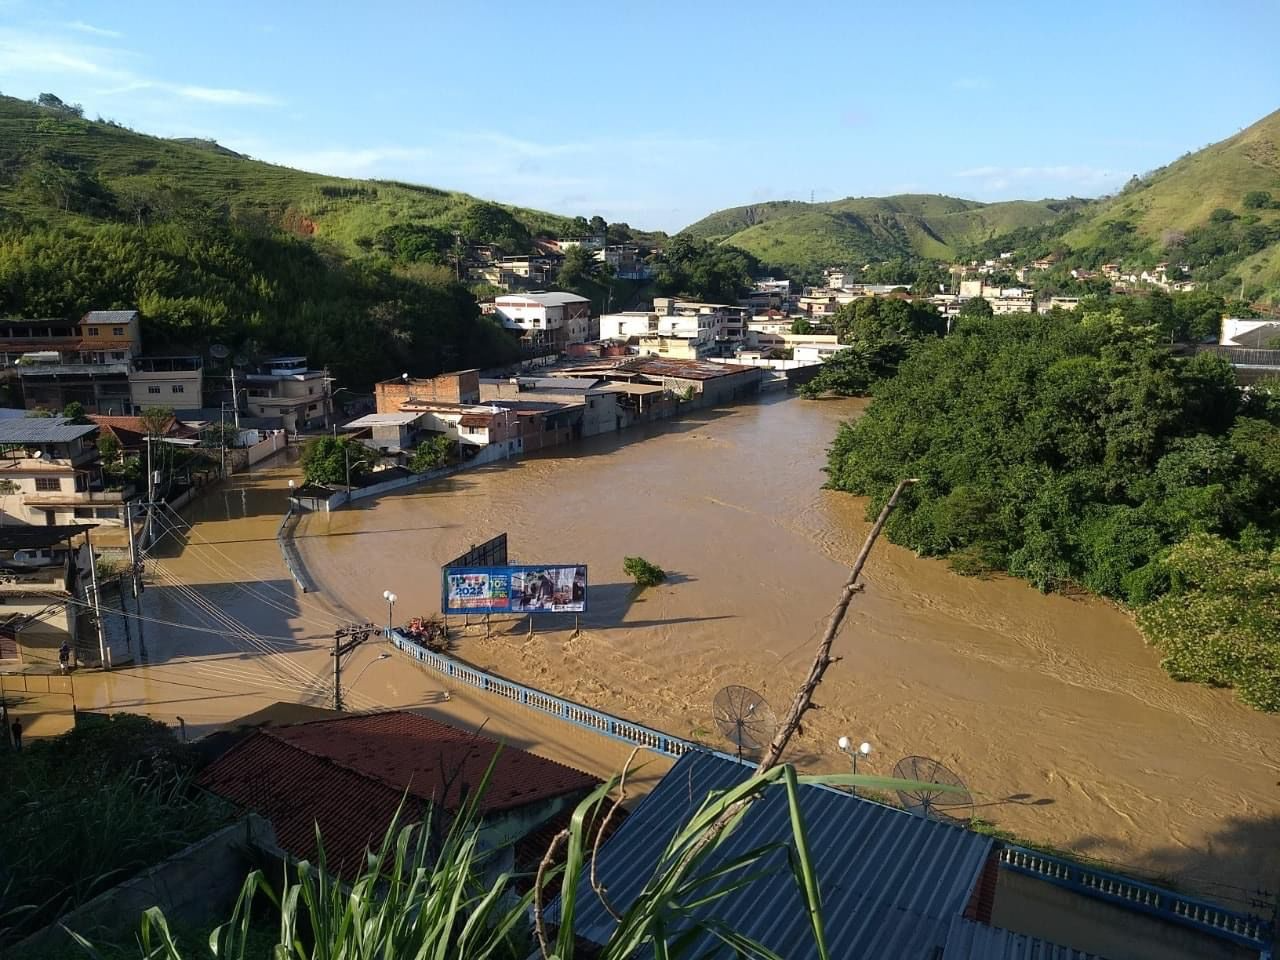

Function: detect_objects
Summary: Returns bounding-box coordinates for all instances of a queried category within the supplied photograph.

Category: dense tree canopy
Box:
[655,235,758,303]
[0,221,517,390]
[825,309,1280,708]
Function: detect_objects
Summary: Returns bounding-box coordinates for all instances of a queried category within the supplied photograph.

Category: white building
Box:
[1221,317,1280,347]
[493,292,592,349]
[0,418,126,526]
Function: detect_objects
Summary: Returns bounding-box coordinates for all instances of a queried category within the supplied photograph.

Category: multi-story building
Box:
[129,355,204,410]
[0,417,127,526]
[492,292,593,349]
[243,357,333,433]
[0,526,90,668]
[594,244,653,280]
[0,311,143,414]
[375,370,481,414]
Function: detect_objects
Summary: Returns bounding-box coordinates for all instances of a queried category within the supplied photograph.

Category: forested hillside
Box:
[0,93,587,388]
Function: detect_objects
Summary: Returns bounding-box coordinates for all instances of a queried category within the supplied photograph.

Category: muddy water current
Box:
[294,394,1280,904]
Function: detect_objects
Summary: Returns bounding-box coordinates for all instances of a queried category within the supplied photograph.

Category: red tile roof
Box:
[197,711,598,876]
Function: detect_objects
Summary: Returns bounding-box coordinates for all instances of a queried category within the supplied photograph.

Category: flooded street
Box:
[294,394,1280,904]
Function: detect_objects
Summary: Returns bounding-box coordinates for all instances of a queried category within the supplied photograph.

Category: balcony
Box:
[22,488,129,507]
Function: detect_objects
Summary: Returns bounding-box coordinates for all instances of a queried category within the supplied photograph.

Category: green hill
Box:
[1054,108,1280,300]
[0,94,579,252]
[681,194,1089,273]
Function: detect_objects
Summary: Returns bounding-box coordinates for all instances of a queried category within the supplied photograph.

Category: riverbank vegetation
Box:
[799,297,944,397]
[825,307,1280,709]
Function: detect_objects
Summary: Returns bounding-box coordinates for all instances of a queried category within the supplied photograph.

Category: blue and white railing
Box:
[1000,845,1271,951]
[392,630,698,758]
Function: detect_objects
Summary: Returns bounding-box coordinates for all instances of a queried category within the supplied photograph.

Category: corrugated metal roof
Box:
[343,412,424,428]
[619,357,759,381]
[942,917,1103,959]
[0,417,98,443]
[83,310,139,323]
[556,751,992,959]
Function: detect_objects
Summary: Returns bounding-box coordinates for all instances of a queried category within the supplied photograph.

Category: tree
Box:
[301,436,368,486]
[1208,207,1236,223]
[557,244,598,288]
[1242,190,1272,210]
[624,555,667,588]
[138,406,174,439]
[957,296,993,323]
[0,478,16,525]
[97,433,122,466]
[408,435,453,474]
[588,215,607,237]
[61,401,87,424]
[790,318,812,335]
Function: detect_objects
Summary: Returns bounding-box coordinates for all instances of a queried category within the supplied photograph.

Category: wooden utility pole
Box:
[85,528,108,670]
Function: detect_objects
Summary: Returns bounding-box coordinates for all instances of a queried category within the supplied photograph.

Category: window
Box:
[95,507,119,520]
[111,352,125,360]
[171,384,184,393]
[35,477,60,492]
[87,326,100,336]
[112,326,124,336]
[74,507,95,519]
[148,386,161,394]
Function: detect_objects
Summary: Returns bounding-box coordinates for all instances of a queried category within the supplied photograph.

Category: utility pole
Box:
[219,403,227,478]
[86,528,108,670]
[331,623,375,711]
[229,366,240,429]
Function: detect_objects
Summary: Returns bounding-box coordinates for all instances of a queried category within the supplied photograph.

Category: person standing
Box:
[59,641,71,674]
[10,716,22,752]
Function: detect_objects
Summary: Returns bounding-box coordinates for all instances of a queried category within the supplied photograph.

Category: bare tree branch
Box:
[534,828,570,960]
[591,746,639,921]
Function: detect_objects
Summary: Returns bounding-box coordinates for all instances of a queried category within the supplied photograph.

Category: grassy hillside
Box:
[681,194,1088,272]
[0,94,578,252]
[1057,108,1280,301]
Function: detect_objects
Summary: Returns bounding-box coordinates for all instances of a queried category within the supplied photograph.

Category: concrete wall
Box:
[15,815,281,956]
[991,868,1260,960]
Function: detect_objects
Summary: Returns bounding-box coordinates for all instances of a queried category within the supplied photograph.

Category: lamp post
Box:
[348,651,391,689]
[837,736,872,794]
[344,446,369,491]
[382,590,397,638]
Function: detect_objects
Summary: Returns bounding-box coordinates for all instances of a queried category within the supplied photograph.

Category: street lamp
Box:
[348,651,391,689]
[344,446,370,490]
[837,736,872,793]
[382,590,397,637]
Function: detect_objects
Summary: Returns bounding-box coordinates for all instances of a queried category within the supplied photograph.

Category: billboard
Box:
[443,565,587,615]
[445,533,508,570]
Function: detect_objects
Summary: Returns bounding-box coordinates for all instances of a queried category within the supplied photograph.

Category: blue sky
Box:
[2,0,1278,232]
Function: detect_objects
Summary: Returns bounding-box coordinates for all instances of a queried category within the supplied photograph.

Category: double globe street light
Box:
[382,590,398,638]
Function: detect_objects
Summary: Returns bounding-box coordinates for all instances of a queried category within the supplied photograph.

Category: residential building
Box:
[392,399,521,460]
[1047,296,1083,311]
[1221,317,1280,348]
[595,244,653,280]
[605,357,763,406]
[480,376,622,437]
[128,356,204,411]
[87,414,193,455]
[989,295,1036,315]
[243,357,332,433]
[492,292,593,349]
[196,711,599,880]
[792,341,845,365]
[549,235,605,253]
[0,417,127,526]
[341,412,430,455]
[0,525,91,668]
[375,370,481,414]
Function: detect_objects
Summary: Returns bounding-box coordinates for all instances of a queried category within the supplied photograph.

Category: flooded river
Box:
[295,394,1280,904]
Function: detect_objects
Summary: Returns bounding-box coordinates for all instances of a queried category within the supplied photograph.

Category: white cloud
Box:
[175,85,281,106]
[0,27,280,109]
[952,163,1121,195]
[66,20,123,39]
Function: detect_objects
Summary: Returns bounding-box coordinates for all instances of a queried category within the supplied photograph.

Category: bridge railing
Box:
[391,630,698,758]
[999,845,1269,950]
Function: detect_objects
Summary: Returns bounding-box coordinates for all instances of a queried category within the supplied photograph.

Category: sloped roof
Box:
[197,711,598,876]
[495,292,590,306]
[0,417,97,443]
[554,751,992,959]
[83,310,140,324]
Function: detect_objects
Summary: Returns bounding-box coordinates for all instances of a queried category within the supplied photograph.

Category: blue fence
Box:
[999,846,1270,951]
[392,630,697,758]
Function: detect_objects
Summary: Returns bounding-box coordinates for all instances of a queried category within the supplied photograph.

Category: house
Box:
[375,370,481,414]
[595,244,653,280]
[1047,296,1083,311]
[243,357,332,433]
[493,292,593,349]
[0,311,143,414]
[128,356,203,411]
[989,295,1036,315]
[196,711,599,880]
[0,524,92,667]
[1220,317,1280,348]
[341,412,430,455]
[606,357,763,406]
[554,751,1270,960]
[391,401,521,461]
[792,341,845,365]
[87,414,194,454]
[0,417,128,526]
[480,376,621,437]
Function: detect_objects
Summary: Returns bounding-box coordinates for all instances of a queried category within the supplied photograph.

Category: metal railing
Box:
[999,846,1270,950]
[391,630,697,758]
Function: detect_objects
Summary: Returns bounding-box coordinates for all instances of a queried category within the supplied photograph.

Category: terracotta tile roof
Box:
[197,711,598,876]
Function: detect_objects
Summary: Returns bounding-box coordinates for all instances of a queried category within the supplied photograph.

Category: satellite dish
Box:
[712,685,776,762]
[892,755,973,821]
[209,343,231,360]
[232,355,249,368]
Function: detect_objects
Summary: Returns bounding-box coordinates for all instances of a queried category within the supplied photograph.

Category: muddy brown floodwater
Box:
[295,394,1280,905]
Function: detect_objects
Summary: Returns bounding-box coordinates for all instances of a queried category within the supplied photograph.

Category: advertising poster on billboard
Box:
[442,565,587,615]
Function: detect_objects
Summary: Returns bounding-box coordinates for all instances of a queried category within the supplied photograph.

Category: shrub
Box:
[623,555,667,588]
